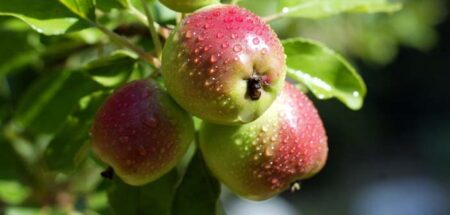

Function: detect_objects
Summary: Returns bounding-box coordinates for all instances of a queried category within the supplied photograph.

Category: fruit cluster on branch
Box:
[91,3,328,201]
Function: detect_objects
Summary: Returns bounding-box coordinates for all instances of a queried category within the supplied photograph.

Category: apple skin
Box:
[199,82,328,200]
[162,5,286,125]
[159,0,220,13]
[91,80,194,186]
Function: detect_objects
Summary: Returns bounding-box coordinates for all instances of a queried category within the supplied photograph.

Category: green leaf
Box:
[58,0,96,20]
[0,19,41,76]
[44,93,109,172]
[15,70,103,134]
[0,180,30,205]
[172,151,222,215]
[283,38,366,110]
[0,0,91,35]
[108,170,178,215]
[279,0,402,19]
[85,51,137,87]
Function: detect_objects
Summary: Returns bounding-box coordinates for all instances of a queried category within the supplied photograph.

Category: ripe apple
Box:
[199,82,328,200]
[162,5,286,125]
[159,0,219,13]
[91,80,194,186]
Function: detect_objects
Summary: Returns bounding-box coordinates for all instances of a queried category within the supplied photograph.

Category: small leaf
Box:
[15,71,103,134]
[0,0,91,35]
[279,0,402,19]
[58,0,96,20]
[283,38,366,110]
[85,51,137,88]
[172,151,222,215]
[108,170,178,215]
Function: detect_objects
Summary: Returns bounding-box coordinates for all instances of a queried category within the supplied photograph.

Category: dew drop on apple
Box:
[233,44,242,52]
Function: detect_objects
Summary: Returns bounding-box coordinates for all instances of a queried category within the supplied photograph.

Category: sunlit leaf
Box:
[278,0,402,19]
[58,0,96,20]
[0,180,30,205]
[0,0,91,35]
[283,38,366,110]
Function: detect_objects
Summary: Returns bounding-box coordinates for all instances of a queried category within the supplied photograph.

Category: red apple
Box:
[91,80,194,185]
[200,82,328,200]
[162,5,286,125]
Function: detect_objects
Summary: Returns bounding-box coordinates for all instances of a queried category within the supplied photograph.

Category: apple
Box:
[162,5,286,125]
[91,80,194,186]
[199,82,328,200]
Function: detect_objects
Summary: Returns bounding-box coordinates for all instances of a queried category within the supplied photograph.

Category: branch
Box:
[127,4,172,39]
[91,21,161,68]
[139,0,163,56]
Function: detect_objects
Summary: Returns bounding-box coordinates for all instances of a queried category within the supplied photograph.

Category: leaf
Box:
[96,0,128,12]
[58,0,96,20]
[283,38,366,110]
[0,180,30,205]
[108,170,178,215]
[85,51,137,87]
[172,151,222,215]
[15,70,103,134]
[0,19,41,76]
[44,93,109,172]
[0,0,91,35]
[278,0,402,19]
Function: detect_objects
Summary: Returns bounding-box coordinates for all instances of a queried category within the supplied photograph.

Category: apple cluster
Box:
[91,3,328,201]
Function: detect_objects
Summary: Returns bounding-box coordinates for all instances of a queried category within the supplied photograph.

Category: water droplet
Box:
[210,55,218,63]
[224,17,233,23]
[221,43,229,48]
[233,44,242,52]
[209,68,215,74]
[252,37,260,45]
[143,115,158,127]
[185,31,193,39]
[194,58,200,64]
[234,57,239,61]
[197,35,205,41]
[231,33,237,39]
[261,48,267,55]
[216,33,224,39]
[204,80,211,86]
[234,139,243,145]
[352,91,360,97]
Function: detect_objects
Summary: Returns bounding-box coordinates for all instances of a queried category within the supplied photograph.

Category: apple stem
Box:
[101,167,115,180]
[247,77,262,100]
